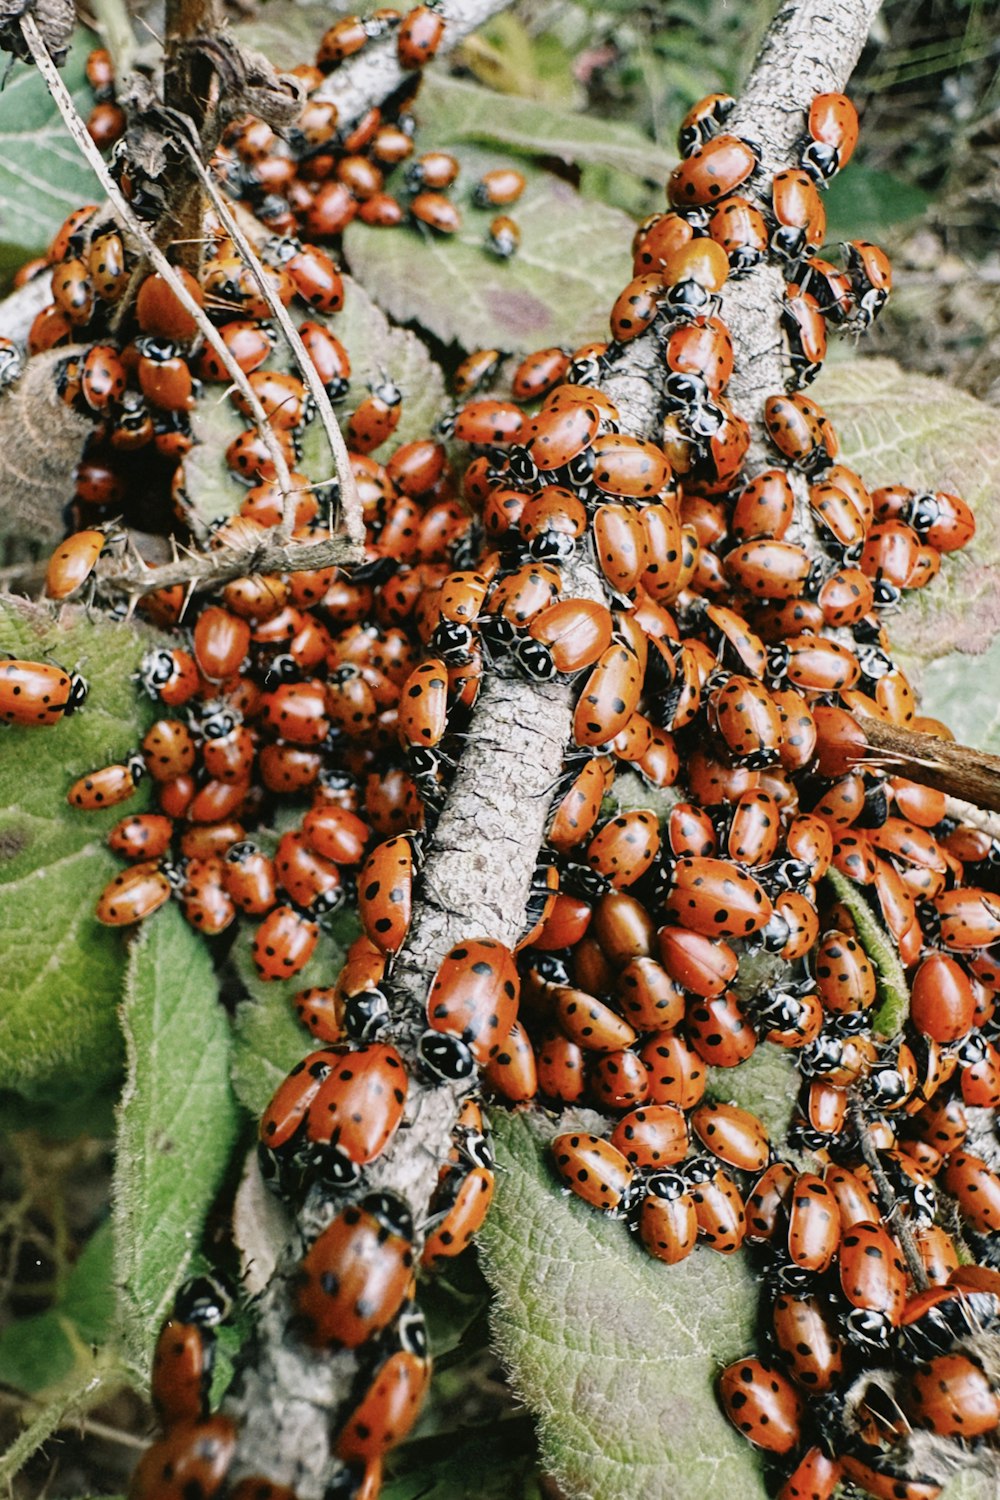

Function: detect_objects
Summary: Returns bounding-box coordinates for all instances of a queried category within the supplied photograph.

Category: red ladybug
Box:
[691,1101,769,1172]
[294,1195,414,1348]
[787,1172,840,1271]
[942,1150,1000,1233]
[719,1358,802,1453]
[358,834,418,954]
[677,92,735,154]
[68,752,145,810]
[772,1292,844,1393]
[252,904,319,980]
[426,938,518,1064]
[422,1164,495,1266]
[550,1131,634,1213]
[336,1346,431,1460]
[801,92,859,180]
[667,135,759,207]
[128,1415,236,1499]
[308,1043,408,1164]
[839,1220,907,1324]
[664,856,773,938]
[347,377,403,453]
[638,1029,706,1109]
[397,5,445,67]
[906,1353,1000,1437]
[96,860,175,926]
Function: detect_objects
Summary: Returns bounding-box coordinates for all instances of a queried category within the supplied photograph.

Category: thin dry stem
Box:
[99,529,357,601]
[175,133,365,547]
[20,11,297,505]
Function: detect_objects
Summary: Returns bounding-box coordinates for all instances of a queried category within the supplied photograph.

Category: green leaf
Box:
[707,1043,799,1145]
[112,903,239,1373]
[479,1112,767,1500]
[818,358,1000,671]
[0,32,100,280]
[824,868,910,1039]
[822,166,930,245]
[0,1221,114,1396]
[229,914,353,1118]
[0,596,157,1099]
[343,150,633,354]
[416,74,672,180]
[184,274,447,522]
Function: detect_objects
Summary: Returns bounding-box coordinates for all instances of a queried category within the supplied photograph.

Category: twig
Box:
[98,529,358,601]
[175,132,365,547]
[854,715,1000,813]
[849,1099,929,1291]
[19,12,297,509]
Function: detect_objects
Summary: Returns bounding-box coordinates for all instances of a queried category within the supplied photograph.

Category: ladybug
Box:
[141,718,197,783]
[397,657,449,746]
[472,167,526,207]
[294,1195,414,1349]
[843,239,892,327]
[572,643,643,748]
[68,752,145,810]
[941,1150,1000,1232]
[782,286,827,386]
[665,317,734,395]
[586,811,660,890]
[80,343,127,412]
[0,659,88,727]
[813,931,875,1013]
[744,1160,795,1242]
[547,755,613,853]
[801,92,859,180]
[316,13,370,64]
[358,834,418,954]
[707,195,768,274]
[410,191,461,234]
[527,398,601,471]
[151,1315,216,1427]
[771,1292,844,1392]
[397,5,445,67]
[610,273,665,342]
[725,788,781,865]
[482,1020,538,1102]
[763,394,826,471]
[128,1416,236,1500]
[346,377,403,453]
[839,1220,907,1325]
[51,256,94,325]
[95,860,175,925]
[667,134,759,207]
[44,527,113,602]
[687,1160,746,1252]
[275,831,343,914]
[800,254,856,323]
[550,1132,634,1213]
[787,1172,840,1271]
[730,469,795,541]
[486,215,520,258]
[259,679,330,745]
[405,149,459,192]
[664,856,772,939]
[691,1101,769,1172]
[707,674,783,767]
[907,1353,1000,1437]
[417,1028,477,1082]
[336,1346,431,1461]
[932,887,1000,950]
[685,990,758,1068]
[661,238,730,317]
[777,1448,842,1500]
[108,813,174,862]
[307,1043,408,1165]
[590,1048,650,1110]
[135,267,203,341]
[667,803,717,860]
[220,841,276,915]
[534,1027,586,1103]
[179,857,236,937]
[425,938,518,1064]
[770,168,826,260]
[609,1103,688,1169]
[591,433,671,497]
[552,982,636,1053]
[677,92,735,154]
[512,347,570,401]
[302,805,370,866]
[817,565,875,627]
[422,1164,495,1266]
[718,1358,802,1453]
[657,925,737,998]
[281,243,344,313]
[838,1454,943,1500]
[636,1175,698,1264]
[252,904,319,980]
[296,322,351,402]
[638,1029,706,1110]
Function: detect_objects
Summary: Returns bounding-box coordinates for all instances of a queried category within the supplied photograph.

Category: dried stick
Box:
[855,715,1000,814]
[175,132,365,547]
[20,11,296,507]
[99,529,357,601]
[849,1099,929,1291]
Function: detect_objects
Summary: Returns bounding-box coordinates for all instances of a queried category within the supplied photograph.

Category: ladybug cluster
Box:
[4,26,999,1499]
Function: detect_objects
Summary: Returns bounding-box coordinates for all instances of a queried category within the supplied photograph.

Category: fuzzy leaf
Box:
[818,358,1000,669]
[0,33,100,278]
[416,74,672,180]
[343,150,632,354]
[228,913,353,1118]
[707,1043,799,1145]
[184,274,446,524]
[479,1112,767,1500]
[113,903,239,1372]
[0,596,156,1099]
